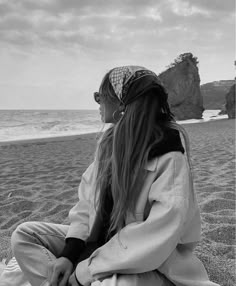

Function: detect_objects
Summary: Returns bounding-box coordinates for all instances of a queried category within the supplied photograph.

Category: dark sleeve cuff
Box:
[60,237,85,265]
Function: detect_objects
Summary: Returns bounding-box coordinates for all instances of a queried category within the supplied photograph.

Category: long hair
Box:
[94,72,192,237]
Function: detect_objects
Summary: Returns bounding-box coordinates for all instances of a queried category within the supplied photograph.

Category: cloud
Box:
[190,0,235,13]
[0,0,234,78]
[0,0,234,55]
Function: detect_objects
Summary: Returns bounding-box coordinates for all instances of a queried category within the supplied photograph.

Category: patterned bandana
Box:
[109,65,163,106]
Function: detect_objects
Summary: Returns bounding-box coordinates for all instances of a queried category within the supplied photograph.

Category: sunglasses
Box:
[94,92,101,104]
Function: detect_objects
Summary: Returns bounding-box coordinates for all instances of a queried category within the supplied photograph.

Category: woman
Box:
[10,66,219,286]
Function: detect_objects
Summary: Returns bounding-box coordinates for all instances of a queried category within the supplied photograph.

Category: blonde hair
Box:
[94,73,192,237]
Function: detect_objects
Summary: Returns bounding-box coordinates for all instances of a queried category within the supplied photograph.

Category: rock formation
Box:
[201,80,234,110]
[225,84,235,118]
[158,53,204,120]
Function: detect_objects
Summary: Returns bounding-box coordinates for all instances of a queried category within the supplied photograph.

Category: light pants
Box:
[11,221,175,286]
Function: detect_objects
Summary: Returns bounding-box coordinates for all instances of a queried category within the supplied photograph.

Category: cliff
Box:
[158,53,203,120]
[225,84,235,118]
[201,80,234,109]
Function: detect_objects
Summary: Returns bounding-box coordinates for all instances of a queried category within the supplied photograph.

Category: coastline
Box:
[0,109,228,144]
[0,116,230,146]
[0,118,235,285]
[0,132,99,147]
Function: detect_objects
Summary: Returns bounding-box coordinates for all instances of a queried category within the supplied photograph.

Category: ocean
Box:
[0,109,228,143]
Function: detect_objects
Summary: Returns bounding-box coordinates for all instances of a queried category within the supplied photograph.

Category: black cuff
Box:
[60,237,85,265]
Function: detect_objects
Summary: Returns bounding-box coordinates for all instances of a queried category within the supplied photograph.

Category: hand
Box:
[68,272,83,286]
[49,257,73,286]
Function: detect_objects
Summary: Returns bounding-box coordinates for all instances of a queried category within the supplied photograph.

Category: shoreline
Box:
[0,118,232,146]
[0,132,99,147]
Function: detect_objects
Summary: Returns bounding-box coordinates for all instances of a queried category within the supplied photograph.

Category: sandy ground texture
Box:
[0,119,235,286]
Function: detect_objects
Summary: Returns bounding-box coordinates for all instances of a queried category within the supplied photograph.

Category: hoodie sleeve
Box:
[75,152,192,285]
[66,162,95,241]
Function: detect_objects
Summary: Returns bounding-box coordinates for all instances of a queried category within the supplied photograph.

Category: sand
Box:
[0,119,235,285]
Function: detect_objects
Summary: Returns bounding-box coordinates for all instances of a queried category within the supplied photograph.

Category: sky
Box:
[0,0,235,109]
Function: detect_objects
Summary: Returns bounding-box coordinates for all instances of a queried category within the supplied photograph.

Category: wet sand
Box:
[0,119,235,285]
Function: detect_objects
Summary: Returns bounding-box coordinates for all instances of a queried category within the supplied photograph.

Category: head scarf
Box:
[108,65,165,106]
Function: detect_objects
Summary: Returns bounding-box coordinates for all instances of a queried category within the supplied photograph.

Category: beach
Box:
[0,119,235,285]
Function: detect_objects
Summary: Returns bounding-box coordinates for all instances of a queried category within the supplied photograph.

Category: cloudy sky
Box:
[0,0,234,109]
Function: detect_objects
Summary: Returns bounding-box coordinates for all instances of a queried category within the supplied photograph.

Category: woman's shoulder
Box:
[144,151,187,172]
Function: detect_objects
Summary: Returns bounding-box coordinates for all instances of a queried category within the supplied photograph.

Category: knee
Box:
[11,221,35,254]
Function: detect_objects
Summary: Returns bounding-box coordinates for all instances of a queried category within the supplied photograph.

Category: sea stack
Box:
[158,53,204,120]
[225,84,235,119]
